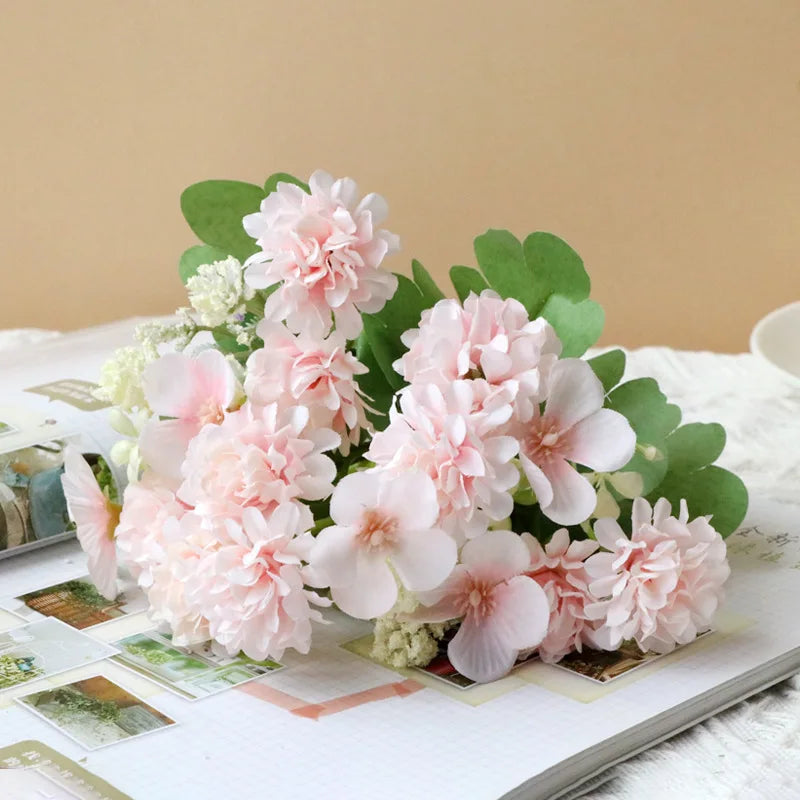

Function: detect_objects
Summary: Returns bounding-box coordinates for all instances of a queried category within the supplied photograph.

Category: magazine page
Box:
[0,320,144,560]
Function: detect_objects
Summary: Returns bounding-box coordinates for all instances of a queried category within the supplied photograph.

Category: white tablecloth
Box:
[3,329,800,799]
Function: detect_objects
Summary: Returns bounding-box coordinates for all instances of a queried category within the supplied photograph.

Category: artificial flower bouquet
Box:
[62,170,748,684]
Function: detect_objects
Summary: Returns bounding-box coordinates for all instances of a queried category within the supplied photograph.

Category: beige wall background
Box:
[1,0,798,351]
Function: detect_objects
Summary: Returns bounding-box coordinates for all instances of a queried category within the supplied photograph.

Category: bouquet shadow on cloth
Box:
[62,171,747,684]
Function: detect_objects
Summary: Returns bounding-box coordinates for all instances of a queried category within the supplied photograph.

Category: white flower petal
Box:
[544,359,605,430]
[331,557,397,619]
[391,528,457,592]
[564,408,636,472]
[540,459,598,526]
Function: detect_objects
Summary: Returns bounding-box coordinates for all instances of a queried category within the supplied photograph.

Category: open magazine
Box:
[2,322,800,799]
[0,320,147,560]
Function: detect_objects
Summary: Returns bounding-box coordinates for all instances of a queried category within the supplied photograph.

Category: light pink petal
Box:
[447,617,519,684]
[593,518,626,551]
[142,353,205,418]
[329,470,381,526]
[379,471,439,531]
[461,530,530,579]
[308,525,358,588]
[331,556,397,619]
[391,528,457,592]
[544,359,605,430]
[491,575,550,650]
[540,459,598,526]
[61,447,118,600]
[631,496,654,533]
[563,408,636,471]
[520,455,554,509]
[195,349,237,409]
[140,417,200,482]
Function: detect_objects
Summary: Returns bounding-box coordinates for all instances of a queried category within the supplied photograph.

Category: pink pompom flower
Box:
[414,530,550,683]
[511,358,636,526]
[395,290,561,418]
[522,529,599,663]
[177,402,339,520]
[139,349,240,481]
[307,470,457,619]
[114,472,188,588]
[243,170,400,340]
[366,381,519,541]
[245,322,371,454]
[142,511,214,647]
[61,447,120,600]
[185,504,327,661]
[583,497,730,653]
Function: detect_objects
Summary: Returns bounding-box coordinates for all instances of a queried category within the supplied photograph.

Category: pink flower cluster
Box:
[243,170,400,340]
[57,171,733,686]
[370,290,637,533]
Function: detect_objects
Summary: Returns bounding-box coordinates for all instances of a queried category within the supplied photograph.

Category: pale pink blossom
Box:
[143,511,214,646]
[177,402,339,520]
[522,529,598,662]
[139,350,239,481]
[245,322,371,453]
[307,471,457,619]
[114,472,188,588]
[414,530,550,683]
[511,358,636,526]
[366,381,519,541]
[185,504,326,661]
[243,170,400,340]
[584,497,730,653]
[61,447,120,600]
[395,291,561,417]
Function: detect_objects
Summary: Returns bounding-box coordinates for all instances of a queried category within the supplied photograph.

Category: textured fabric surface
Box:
[3,329,800,798]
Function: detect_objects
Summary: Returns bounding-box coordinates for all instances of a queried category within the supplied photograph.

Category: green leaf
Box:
[651,465,748,537]
[180,180,265,261]
[178,244,229,285]
[607,378,681,496]
[354,335,396,430]
[524,232,590,315]
[644,422,746,536]
[263,172,309,196]
[361,274,431,391]
[450,266,489,302]
[412,259,445,304]
[662,423,726,473]
[540,296,604,357]
[474,230,534,310]
[606,378,682,444]
[587,349,626,394]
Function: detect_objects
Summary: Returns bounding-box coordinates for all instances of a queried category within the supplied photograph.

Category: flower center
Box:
[356,509,399,551]
[524,418,566,466]
[458,575,496,620]
[197,398,225,426]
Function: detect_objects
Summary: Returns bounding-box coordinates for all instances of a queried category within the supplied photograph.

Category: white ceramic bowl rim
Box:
[750,301,800,386]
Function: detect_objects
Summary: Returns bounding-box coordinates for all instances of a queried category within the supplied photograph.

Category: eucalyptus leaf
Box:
[540,296,604,357]
[650,465,748,537]
[661,422,726,473]
[180,180,265,261]
[450,265,489,302]
[587,349,626,394]
[474,230,534,310]
[178,244,229,285]
[606,378,682,445]
[524,232,590,315]
[412,259,445,304]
